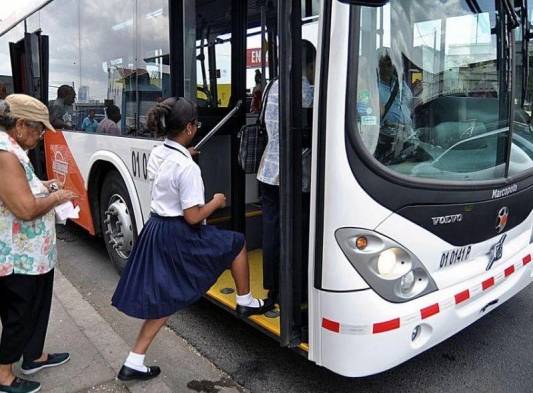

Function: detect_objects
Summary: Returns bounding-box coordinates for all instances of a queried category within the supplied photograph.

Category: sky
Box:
[0,1,42,21]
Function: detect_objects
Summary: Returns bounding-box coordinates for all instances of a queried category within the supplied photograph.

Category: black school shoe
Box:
[236,298,275,317]
[21,353,70,375]
[0,377,40,393]
[117,365,161,382]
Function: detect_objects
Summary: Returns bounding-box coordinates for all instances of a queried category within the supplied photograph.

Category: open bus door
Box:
[9,31,49,178]
[169,0,311,351]
[278,0,307,348]
[171,0,247,235]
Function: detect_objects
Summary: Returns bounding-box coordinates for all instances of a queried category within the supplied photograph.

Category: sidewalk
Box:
[7,269,244,393]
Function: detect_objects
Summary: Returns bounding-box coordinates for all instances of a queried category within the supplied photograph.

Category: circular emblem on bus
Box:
[495,206,509,233]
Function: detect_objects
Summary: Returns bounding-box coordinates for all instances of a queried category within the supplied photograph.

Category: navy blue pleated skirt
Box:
[112,214,245,319]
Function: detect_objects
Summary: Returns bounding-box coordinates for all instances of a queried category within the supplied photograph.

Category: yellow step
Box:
[206,249,308,352]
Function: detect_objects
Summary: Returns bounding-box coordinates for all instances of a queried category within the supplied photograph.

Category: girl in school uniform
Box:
[111,97,274,382]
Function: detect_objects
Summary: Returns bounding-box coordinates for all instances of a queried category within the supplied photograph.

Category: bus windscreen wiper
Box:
[194,100,243,150]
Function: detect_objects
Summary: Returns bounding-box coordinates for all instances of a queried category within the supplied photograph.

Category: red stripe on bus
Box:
[523,254,532,266]
[420,303,440,319]
[504,265,515,277]
[322,318,340,333]
[454,290,470,304]
[482,277,495,290]
[372,318,400,334]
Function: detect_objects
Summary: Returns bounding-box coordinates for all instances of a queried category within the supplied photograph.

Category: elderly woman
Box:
[0,94,77,393]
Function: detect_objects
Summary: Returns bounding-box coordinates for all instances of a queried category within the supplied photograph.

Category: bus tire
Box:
[99,170,137,273]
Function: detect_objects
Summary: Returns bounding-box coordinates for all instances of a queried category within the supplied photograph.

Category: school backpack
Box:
[237,79,276,174]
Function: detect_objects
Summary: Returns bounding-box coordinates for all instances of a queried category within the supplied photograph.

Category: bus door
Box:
[9,31,49,178]
[173,0,247,235]
[170,0,315,349]
[278,0,318,348]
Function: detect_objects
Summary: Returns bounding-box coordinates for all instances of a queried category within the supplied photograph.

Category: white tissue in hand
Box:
[55,201,80,224]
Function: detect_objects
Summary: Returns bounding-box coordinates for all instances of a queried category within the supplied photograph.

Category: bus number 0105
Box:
[131,149,150,182]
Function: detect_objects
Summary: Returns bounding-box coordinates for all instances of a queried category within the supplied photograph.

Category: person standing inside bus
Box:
[81,109,99,133]
[96,104,121,135]
[0,95,77,393]
[111,97,274,382]
[48,85,76,130]
[257,40,316,304]
[375,50,415,164]
[250,70,264,113]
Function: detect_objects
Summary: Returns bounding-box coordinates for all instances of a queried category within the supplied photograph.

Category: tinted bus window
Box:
[39,0,81,131]
[79,0,136,136]
[0,24,24,98]
[352,0,510,182]
[136,0,170,135]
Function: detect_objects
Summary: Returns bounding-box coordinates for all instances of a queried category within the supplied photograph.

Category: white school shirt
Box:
[148,139,205,217]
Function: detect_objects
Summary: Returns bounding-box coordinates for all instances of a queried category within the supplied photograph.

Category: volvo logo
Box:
[486,234,506,271]
[431,214,463,226]
[495,207,509,233]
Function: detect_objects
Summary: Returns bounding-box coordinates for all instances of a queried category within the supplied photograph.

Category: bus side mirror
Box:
[337,0,389,6]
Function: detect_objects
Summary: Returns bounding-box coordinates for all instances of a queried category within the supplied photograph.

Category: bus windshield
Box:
[350,0,533,182]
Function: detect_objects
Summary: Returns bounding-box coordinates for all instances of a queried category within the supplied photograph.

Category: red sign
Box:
[246,48,263,68]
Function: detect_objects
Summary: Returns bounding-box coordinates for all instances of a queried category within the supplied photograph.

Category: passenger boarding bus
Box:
[1,0,532,377]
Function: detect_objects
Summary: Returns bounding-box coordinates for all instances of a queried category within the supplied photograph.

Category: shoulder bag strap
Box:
[258,78,277,125]
[381,78,400,121]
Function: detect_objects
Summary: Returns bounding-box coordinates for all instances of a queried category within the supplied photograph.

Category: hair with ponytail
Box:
[146,97,198,138]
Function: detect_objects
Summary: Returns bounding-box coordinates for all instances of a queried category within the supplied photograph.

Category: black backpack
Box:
[237,79,276,174]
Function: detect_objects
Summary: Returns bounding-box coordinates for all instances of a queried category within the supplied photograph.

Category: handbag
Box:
[237,79,276,174]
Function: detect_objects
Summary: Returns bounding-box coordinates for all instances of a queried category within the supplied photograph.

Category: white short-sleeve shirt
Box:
[148,139,205,217]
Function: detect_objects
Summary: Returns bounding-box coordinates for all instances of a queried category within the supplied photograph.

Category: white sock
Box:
[236,292,261,308]
[124,352,148,372]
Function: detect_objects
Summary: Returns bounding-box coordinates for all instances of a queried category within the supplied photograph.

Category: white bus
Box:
[1,0,533,377]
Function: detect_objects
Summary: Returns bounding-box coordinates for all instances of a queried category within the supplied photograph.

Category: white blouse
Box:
[148,139,205,217]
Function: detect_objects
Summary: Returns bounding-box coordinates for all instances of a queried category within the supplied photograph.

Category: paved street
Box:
[56,224,533,393]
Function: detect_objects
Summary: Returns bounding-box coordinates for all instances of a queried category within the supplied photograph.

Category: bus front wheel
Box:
[99,171,137,273]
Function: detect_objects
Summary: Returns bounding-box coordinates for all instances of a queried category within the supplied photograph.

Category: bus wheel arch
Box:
[87,156,143,272]
[99,170,138,272]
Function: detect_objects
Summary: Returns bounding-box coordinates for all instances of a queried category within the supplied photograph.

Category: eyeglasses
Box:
[192,120,202,129]
[25,121,46,138]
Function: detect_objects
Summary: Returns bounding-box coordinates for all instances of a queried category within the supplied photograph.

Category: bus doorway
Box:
[9,31,49,178]
[170,0,316,350]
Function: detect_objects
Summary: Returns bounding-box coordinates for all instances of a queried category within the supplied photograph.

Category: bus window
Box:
[508,0,533,176]
[0,23,23,99]
[183,1,232,109]
[353,0,511,181]
[38,0,81,131]
[136,0,171,134]
[301,0,320,18]
[79,0,137,135]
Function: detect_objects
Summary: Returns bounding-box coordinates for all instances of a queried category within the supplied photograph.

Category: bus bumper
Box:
[314,245,533,377]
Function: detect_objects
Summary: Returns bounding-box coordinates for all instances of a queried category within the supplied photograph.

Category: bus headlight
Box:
[399,271,415,293]
[335,228,438,303]
[376,248,412,279]
[395,268,431,299]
